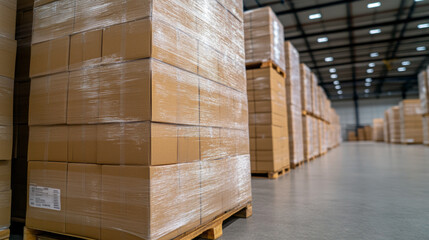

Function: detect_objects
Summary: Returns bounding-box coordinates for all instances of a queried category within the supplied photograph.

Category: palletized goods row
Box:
[2,3,341,240]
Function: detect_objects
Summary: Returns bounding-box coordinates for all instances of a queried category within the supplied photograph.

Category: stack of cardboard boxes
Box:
[418,68,429,145]
[364,126,373,141]
[0,0,17,229]
[245,7,289,173]
[399,99,423,144]
[384,110,390,143]
[244,7,285,72]
[26,1,252,239]
[372,118,384,141]
[348,131,357,141]
[284,41,304,168]
[388,106,401,143]
[300,64,314,160]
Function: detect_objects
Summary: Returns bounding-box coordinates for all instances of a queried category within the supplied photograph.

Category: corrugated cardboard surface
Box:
[399,99,423,143]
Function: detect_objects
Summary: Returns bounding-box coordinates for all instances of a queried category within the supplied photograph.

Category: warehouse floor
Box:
[220,142,429,240]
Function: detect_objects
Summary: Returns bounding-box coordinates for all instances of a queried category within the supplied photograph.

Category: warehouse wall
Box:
[332,96,418,140]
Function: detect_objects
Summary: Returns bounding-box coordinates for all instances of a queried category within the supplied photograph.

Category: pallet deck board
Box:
[251,167,290,179]
[0,229,9,240]
[246,60,286,78]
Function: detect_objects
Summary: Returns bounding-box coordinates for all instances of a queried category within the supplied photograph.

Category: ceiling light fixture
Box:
[367,2,381,8]
[365,89,370,93]
[369,29,381,34]
[417,46,426,51]
[309,13,322,20]
[334,80,340,85]
[398,67,406,72]
[331,74,338,79]
[335,85,341,90]
[370,52,379,57]
[366,78,372,83]
[317,37,328,43]
[329,68,336,73]
[418,23,429,29]
[325,57,334,62]
[402,61,411,66]
[368,63,375,67]
[367,69,374,74]
[365,82,371,87]
[337,90,343,95]
[415,0,424,2]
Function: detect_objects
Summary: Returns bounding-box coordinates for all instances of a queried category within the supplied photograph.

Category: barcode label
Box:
[29,185,61,211]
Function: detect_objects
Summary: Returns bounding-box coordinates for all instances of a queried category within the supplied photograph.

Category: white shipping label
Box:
[29,185,61,211]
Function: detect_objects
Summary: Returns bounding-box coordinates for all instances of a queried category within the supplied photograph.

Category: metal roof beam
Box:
[285,14,429,40]
[277,0,359,16]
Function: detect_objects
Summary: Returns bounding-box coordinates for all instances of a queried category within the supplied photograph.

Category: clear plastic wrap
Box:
[399,99,423,144]
[247,67,289,172]
[244,7,285,72]
[312,117,319,157]
[0,0,16,40]
[300,64,312,113]
[27,1,252,239]
[418,70,429,114]
[388,106,401,143]
[302,115,313,160]
[285,41,301,107]
[372,118,384,141]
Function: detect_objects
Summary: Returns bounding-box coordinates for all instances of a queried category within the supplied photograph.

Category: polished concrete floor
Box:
[221,142,429,240]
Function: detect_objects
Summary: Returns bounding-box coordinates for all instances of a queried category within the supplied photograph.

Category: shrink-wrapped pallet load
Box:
[26,1,252,239]
[0,0,17,230]
[244,7,285,72]
[399,99,423,144]
[372,118,384,141]
[247,67,289,173]
[388,106,401,143]
[284,41,303,167]
[418,69,428,115]
[384,110,390,143]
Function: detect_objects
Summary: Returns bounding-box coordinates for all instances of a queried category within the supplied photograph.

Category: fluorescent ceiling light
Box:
[368,63,375,67]
[415,0,424,2]
[417,46,426,51]
[369,29,381,34]
[367,2,381,8]
[335,85,341,90]
[398,67,406,72]
[367,69,374,74]
[418,23,429,29]
[365,89,370,93]
[402,61,411,66]
[331,74,338,79]
[370,52,379,57]
[325,57,334,62]
[309,13,322,20]
[366,78,372,83]
[329,68,336,73]
[337,90,343,95]
[365,82,371,87]
[334,80,340,85]
[317,37,328,43]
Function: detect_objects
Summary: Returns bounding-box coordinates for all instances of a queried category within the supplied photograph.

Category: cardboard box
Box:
[66,163,101,239]
[29,72,69,125]
[26,161,68,233]
[30,36,69,77]
[300,64,312,112]
[0,125,12,161]
[0,37,17,79]
[69,29,102,70]
[285,41,301,107]
[0,1,17,40]
[0,77,13,125]
[68,125,97,164]
[0,190,11,228]
[101,163,200,240]
[0,161,11,192]
[28,125,68,162]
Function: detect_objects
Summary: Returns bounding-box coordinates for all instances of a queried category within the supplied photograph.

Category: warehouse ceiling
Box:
[243,0,429,100]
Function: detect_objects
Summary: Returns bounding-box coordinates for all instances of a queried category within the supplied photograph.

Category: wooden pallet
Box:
[401,142,422,145]
[291,161,305,169]
[301,111,330,124]
[246,61,286,78]
[251,167,289,179]
[24,203,252,240]
[0,228,9,240]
